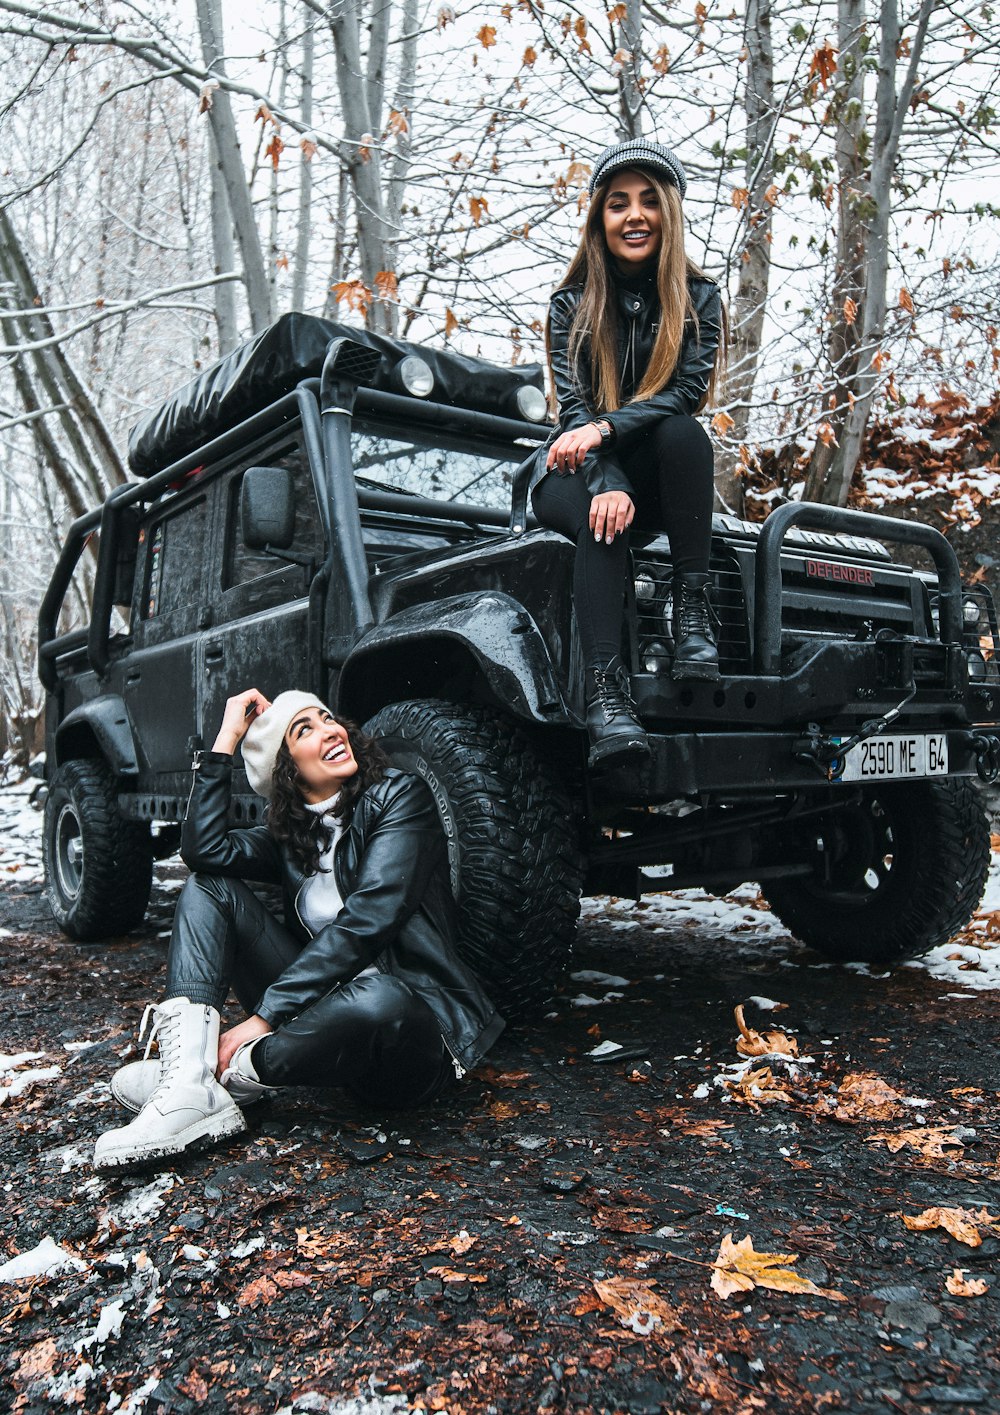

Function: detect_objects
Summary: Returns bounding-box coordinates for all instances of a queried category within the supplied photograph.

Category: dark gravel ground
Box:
[2,854,1000,1415]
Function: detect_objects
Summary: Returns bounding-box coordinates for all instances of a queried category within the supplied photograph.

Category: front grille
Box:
[633,548,750,674]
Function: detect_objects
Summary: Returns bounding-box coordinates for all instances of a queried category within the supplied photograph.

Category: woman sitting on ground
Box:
[94,688,503,1170]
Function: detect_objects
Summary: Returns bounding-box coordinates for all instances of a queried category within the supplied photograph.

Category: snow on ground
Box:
[0,773,45,887]
[2,774,999,990]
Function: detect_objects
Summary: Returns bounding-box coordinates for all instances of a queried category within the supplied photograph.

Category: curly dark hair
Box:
[267,716,388,876]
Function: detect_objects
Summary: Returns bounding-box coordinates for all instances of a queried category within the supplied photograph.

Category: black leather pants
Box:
[165,873,453,1109]
[532,414,714,663]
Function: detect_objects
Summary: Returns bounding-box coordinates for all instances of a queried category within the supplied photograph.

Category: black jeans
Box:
[532,414,714,664]
[165,873,453,1109]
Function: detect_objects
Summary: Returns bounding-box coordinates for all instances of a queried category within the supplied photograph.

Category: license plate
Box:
[834,733,948,781]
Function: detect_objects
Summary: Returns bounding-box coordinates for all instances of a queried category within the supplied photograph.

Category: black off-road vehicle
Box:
[38,316,1000,1007]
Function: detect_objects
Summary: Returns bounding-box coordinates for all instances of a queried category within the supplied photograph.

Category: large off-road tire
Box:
[764,778,990,965]
[43,759,153,941]
[364,699,584,1013]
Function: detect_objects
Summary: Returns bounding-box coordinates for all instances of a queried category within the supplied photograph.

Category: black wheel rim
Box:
[53,801,84,902]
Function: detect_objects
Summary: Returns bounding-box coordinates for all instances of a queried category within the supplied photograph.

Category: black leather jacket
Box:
[517,269,722,517]
[181,754,504,1073]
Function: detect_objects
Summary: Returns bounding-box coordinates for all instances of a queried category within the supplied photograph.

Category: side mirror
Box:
[241,466,295,550]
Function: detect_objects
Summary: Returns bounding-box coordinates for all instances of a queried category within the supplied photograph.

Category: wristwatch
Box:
[593,419,616,446]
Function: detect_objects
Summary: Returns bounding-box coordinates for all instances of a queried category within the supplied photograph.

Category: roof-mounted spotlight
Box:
[512,384,549,424]
[392,354,435,399]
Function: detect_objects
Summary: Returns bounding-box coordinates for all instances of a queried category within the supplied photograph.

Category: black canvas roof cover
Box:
[128,311,546,476]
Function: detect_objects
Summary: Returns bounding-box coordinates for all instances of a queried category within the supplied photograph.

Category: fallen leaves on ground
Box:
[902,1206,1000,1247]
[734,1004,798,1058]
[833,1071,905,1122]
[710,1233,847,1302]
[450,1230,477,1255]
[427,1266,488,1283]
[724,1065,793,1108]
[867,1127,966,1158]
[592,1276,680,1336]
[946,1268,988,1297]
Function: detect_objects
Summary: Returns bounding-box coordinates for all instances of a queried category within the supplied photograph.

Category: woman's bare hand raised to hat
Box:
[213,689,272,755]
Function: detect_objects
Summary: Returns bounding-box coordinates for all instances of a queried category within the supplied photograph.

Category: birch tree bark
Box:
[195,0,274,332]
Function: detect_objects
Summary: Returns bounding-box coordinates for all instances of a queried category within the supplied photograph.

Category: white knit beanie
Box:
[241,690,329,798]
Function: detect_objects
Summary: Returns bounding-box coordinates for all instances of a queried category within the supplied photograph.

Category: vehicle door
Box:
[123,481,212,780]
[197,429,325,787]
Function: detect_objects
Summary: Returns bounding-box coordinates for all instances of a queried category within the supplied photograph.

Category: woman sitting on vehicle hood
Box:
[94,688,504,1171]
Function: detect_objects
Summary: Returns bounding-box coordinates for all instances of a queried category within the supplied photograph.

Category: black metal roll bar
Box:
[754,501,964,675]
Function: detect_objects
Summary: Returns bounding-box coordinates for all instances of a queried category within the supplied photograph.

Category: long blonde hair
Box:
[550,170,724,413]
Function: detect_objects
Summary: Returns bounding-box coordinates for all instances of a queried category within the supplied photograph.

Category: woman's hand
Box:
[547,421,604,474]
[589,491,635,544]
[218,1014,272,1077]
[212,689,272,755]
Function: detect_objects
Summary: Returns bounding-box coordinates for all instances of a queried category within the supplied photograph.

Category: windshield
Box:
[350,416,525,512]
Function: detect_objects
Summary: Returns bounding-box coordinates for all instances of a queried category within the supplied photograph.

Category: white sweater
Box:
[297,795,377,981]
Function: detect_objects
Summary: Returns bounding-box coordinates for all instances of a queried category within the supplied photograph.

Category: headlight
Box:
[962,596,982,628]
[966,650,988,680]
[642,641,671,674]
[393,355,434,398]
[634,574,656,602]
[514,384,548,423]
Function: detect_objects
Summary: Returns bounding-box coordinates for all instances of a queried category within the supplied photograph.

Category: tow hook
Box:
[960,731,1000,784]
[794,687,917,781]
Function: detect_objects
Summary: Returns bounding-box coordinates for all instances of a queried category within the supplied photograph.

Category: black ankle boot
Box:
[585,656,649,767]
[672,573,721,681]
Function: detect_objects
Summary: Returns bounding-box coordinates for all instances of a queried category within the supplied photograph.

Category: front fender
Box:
[338,592,569,725]
[54,694,139,777]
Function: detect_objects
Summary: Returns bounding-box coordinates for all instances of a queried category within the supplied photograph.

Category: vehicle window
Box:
[224,442,323,591]
[351,418,520,512]
[142,496,209,621]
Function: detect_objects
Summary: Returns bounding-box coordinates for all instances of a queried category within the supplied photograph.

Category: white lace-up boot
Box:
[94,997,245,1170]
[112,1036,276,1114]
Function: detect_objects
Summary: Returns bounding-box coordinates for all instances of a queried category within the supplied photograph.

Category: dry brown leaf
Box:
[734,1004,798,1058]
[450,1229,477,1255]
[867,1127,965,1158]
[945,1268,988,1297]
[833,1071,904,1122]
[427,1266,488,1283]
[178,1370,209,1402]
[593,1276,679,1335]
[725,1065,793,1108]
[710,1232,847,1302]
[902,1206,1000,1247]
[236,1274,279,1307]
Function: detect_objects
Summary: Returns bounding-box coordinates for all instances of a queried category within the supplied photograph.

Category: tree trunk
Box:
[291,3,315,313]
[802,0,868,502]
[0,207,125,504]
[824,0,936,494]
[804,0,936,505]
[195,0,274,332]
[208,138,240,351]
[326,0,394,333]
[615,0,644,139]
[383,0,420,336]
[719,0,775,515]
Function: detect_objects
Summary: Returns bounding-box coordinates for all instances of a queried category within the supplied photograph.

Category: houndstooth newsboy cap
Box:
[589,140,687,200]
